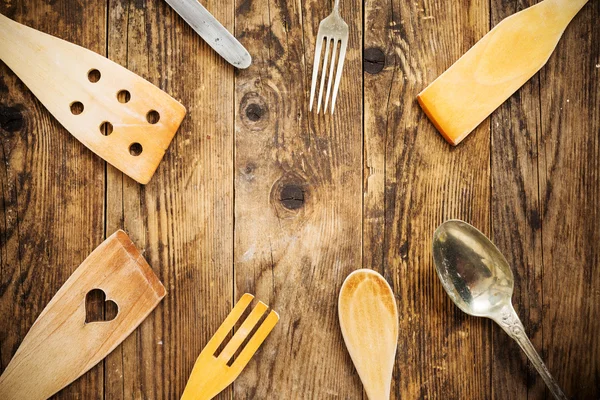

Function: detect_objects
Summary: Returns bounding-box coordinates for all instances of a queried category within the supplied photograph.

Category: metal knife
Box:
[164,0,252,69]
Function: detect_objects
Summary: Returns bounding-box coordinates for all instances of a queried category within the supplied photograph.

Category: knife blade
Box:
[164,0,252,69]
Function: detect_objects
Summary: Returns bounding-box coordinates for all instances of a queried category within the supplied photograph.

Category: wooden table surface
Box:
[0,0,598,399]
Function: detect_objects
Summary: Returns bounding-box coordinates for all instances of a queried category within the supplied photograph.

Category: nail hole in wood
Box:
[100,121,113,136]
[146,110,160,124]
[87,69,101,83]
[117,90,131,103]
[70,101,84,115]
[129,142,143,156]
[85,288,118,323]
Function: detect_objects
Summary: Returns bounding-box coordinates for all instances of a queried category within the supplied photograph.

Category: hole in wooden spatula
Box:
[70,101,84,115]
[146,110,160,124]
[85,288,118,323]
[100,121,113,136]
[129,142,143,156]
[87,69,101,83]
[117,90,131,103]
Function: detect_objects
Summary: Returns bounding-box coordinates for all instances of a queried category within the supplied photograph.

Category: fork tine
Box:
[230,311,279,373]
[217,301,268,363]
[201,293,254,357]
[330,38,348,114]
[323,38,339,113]
[317,37,331,114]
[309,33,324,111]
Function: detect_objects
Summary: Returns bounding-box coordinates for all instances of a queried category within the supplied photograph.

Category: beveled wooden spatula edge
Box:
[416,95,462,146]
[112,230,167,298]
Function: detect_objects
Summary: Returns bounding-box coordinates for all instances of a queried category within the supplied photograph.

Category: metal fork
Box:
[309,0,349,114]
[180,293,279,400]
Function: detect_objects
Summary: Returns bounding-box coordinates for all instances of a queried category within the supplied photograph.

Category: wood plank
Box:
[104,0,235,399]
[489,1,546,398]
[363,0,492,398]
[538,1,599,398]
[233,0,363,395]
[0,2,106,399]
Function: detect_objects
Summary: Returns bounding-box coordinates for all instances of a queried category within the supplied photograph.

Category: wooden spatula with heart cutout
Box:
[339,269,399,400]
[0,230,166,400]
[0,13,186,184]
[417,0,589,145]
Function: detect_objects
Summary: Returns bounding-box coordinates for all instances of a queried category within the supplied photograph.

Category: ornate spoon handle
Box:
[493,304,567,400]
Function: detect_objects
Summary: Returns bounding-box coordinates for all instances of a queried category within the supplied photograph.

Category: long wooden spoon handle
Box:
[494,305,567,400]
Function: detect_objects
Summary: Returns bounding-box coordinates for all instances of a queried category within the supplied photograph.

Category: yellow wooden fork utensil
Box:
[181,294,279,400]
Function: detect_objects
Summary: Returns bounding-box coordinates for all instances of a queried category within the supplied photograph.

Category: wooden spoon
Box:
[0,13,186,184]
[0,230,166,400]
[417,0,589,145]
[338,269,399,400]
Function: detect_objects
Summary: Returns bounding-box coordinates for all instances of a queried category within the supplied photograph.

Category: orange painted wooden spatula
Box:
[0,13,186,183]
[339,269,399,400]
[0,231,166,400]
[417,0,589,145]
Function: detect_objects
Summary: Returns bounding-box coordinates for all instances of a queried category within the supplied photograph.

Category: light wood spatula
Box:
[0,13,186,183]
[417,0,589,145]
[339,269,399,400]
[0,230,166,400]
[181,293,279,400]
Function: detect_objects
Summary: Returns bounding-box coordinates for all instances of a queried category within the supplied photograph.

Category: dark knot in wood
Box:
[270,173,310,217]
[280,184,305,210]
[240,91,270,131]
[364,47,385,75]
[245,103,264,121]
[0,105,24,133]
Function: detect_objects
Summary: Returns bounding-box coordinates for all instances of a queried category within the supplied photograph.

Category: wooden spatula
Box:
[181,293,279,400]
[417,0,589,145]
[0,13,186,183]
[0,230,166,400]
[339,269,399,400]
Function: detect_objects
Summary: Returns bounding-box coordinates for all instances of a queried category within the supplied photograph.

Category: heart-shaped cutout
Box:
[85,288,119,323]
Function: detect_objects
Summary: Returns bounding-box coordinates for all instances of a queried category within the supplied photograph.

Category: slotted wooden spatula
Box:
[339,269,398,400]
[181,293,279,400]
[0,13,186,183]
[417,0,589,145]
[0,230,166,400]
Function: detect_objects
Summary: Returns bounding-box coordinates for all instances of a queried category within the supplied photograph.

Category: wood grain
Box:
[489,1,546,398]
[538,1,599,398]
[104,1,235,399]
[0,1,106,399]
[0,0,598,398]
[364,0,493,398]
[232,0,363,396]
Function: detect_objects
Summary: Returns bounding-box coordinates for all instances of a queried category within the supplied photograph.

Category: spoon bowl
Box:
[432,220,567,400]
[432,220,514,318]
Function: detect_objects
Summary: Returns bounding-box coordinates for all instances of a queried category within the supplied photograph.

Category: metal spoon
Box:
[432,220,567,400]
